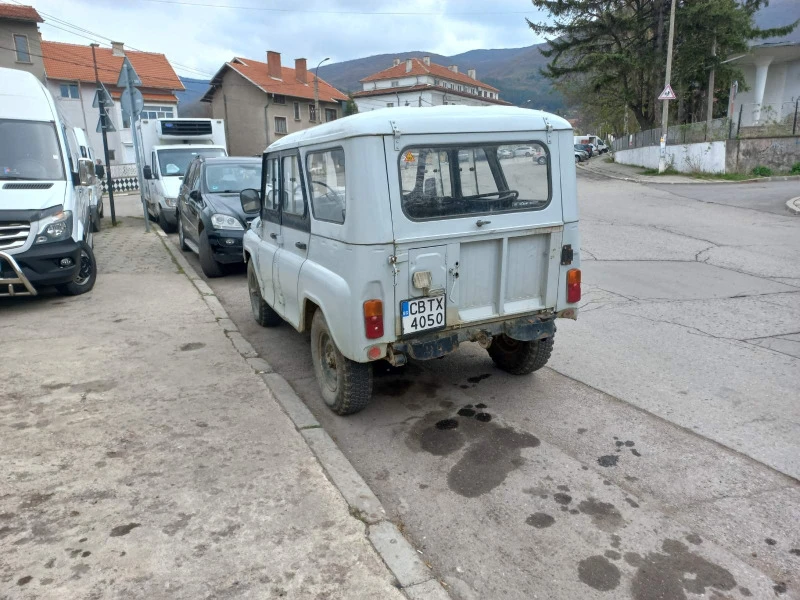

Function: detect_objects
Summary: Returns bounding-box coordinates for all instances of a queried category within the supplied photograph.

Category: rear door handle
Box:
[295,242,307,250]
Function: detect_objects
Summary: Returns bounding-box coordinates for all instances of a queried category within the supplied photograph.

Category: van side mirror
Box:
[143,165,153,180]
[78,158,95,186]
[240,188,261,213]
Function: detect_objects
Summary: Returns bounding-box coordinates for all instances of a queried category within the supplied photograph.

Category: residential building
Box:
[352,56,510,111]
[0,3,44,81]
[202,51,348,156]
[41,41,184,164]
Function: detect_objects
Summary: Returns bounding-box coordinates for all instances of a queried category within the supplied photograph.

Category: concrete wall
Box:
[726,136,800,173]
[210,68,341,156]
[614,142,727,173]
[0,20,44,81]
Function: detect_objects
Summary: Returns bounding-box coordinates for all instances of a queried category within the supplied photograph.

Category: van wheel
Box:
[199,230,223,278]
[56,241,97,296]
[157,207,176,233]
[311,310,373,415]
[487,334,554,375]
[248,260,281,327]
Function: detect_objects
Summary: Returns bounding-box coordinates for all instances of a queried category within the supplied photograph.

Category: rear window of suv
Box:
[399,143,550,220]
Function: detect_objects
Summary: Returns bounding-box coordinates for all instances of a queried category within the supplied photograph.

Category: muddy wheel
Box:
[56,241,97,296]
[248,260,281,327]
[487,334,554,375]
[311,310,372,415]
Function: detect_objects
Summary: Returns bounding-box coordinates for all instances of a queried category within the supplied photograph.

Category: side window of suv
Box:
[262,156,281,224]
[281,155,305,216]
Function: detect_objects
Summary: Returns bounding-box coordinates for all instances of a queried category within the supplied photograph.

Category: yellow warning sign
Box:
[404,151,416,162]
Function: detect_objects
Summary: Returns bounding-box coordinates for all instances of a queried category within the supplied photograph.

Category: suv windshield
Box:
[158,148,226,177]
[0,119,64,181]
[399,143,550,220]
[204,162,262,193]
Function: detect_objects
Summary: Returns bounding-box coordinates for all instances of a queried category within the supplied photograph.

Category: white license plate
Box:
[400,295,446,334]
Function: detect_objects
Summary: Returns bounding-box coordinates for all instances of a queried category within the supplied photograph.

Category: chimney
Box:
[422,56,431,66]
[267,51,282,79]
[295,58,307,83]
[392,57,400,67]
[405,58,413,73]
[111,41,125,57]
[449,65,458,73]
[468,68,476,80]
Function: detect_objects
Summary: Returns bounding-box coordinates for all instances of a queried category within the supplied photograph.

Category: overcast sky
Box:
[29,0,549,79]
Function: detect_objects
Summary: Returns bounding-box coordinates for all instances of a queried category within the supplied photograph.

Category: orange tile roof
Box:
[109,90,179,103]
[41,41,184,92]
[205,57,347,103]
[352,84,512,106]
[0,3,42,22]
[361,58,499,93]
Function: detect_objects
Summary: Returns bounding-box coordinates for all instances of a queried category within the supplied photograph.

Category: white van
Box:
[241,106,580,415]
[139,118,227,232]
[73,127,104,231]
[0,68,97,297]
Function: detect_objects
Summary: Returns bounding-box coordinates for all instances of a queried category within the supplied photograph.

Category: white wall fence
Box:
[614,142,727,174]
[101,163,140,193]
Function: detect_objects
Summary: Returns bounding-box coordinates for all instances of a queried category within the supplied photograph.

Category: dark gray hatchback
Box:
[176,156,261,277]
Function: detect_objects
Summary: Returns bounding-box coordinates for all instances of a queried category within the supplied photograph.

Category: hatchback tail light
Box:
[567,269,581,303]
[363,299,384,339]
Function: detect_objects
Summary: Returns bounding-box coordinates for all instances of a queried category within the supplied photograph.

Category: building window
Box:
[141,105,175,119]
[391,80,399,87]
[59,84,80,99]
[309,104,317,122]
[325,108,337,122]
[123,111,131,129]
[274,116,287,134]
[13,34,30,63]
[387,102,394,108]
[108,149,115,161]
[293,102,300,120]
[273,94,286,105]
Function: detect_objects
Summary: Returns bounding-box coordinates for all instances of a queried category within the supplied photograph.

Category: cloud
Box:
[31,0,548,78]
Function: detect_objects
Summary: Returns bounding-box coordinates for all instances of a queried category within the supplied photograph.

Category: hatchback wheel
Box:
[311,310,372,415]
[157,206,176,233]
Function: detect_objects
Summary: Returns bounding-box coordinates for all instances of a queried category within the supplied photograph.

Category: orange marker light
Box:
[363,299,384,339]
[567,269,581,303]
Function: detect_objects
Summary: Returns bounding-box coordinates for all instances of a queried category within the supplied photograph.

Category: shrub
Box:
[751,166,772,177]
[791,162,800,175]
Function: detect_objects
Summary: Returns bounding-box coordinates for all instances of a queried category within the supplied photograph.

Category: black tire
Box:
[487,334,554,375]
[97,197,104,218]
[575,155,580,164]
[157,206,176,233]
[537,156,547,165]
[56,241,97,296]
[199,229,224,277]
[178,215,190,252]
[248,260,281,327]
[91,209,101,233]
[310,310,372,415]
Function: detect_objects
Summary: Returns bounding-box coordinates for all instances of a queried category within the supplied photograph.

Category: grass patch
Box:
[639,167,680,176]
[689,172,757,181]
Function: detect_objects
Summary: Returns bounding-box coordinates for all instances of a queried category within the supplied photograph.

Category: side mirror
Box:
[143,165,153,180]
[189,189,201,202]
[240,188,261,213]
[78,158,95,186]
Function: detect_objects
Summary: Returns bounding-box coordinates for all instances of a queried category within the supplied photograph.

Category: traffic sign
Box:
[96,110,116,133]
[92,83,113,108]
[117,57,142,88]
[121,87,144,120]
[658,84,676,100]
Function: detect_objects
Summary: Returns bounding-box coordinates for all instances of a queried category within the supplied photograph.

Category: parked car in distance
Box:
[574,145,589,161]
[513,146,536,157]
[579,143,594,158]
[498,148,514,160]
[177,156,262,277]
[241,106,581,416]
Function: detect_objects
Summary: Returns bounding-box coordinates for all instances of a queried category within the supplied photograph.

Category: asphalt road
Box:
[165,174,800,600]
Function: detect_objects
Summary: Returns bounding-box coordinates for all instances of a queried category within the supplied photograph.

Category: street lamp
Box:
[314,57,330,125]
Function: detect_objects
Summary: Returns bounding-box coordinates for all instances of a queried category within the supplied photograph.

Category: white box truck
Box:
[138,118,226,232]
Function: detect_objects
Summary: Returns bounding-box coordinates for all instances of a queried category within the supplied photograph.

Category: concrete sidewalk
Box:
[578,157,712,184]
[0,213,429,599]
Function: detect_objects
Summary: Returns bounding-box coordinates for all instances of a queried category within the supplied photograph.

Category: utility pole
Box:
[90,44,117,226]
[658,0,678,174]
[314,57,330,125]
[706,36,717,133]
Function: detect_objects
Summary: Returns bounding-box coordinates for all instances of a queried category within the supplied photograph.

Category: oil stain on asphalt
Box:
[578,555,621,591]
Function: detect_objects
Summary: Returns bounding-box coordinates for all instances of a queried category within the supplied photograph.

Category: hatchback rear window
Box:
[399,143,550,220]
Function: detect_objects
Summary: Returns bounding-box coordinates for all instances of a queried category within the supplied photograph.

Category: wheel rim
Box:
[74,248,92,286]
[318,331,339,396]
[248,267,261,316]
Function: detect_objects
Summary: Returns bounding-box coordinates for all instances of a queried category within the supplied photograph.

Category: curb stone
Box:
[787,196,800,215]
[153,226,451,600]
[579,163,800,185]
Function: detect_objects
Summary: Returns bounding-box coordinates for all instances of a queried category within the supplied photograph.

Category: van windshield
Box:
[399,143,550,220]
[0,119,64,181]
[158,148,226,177]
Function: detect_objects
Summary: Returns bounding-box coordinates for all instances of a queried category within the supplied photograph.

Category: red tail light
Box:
[567,269,581,303]
[363,299,384,339]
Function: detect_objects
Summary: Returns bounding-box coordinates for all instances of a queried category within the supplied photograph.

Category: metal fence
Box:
[100,163,140,193]
[611,101,800,152]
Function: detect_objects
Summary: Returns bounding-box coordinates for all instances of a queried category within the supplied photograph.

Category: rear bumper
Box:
[0,240,81,296]
[390,314,557,361]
